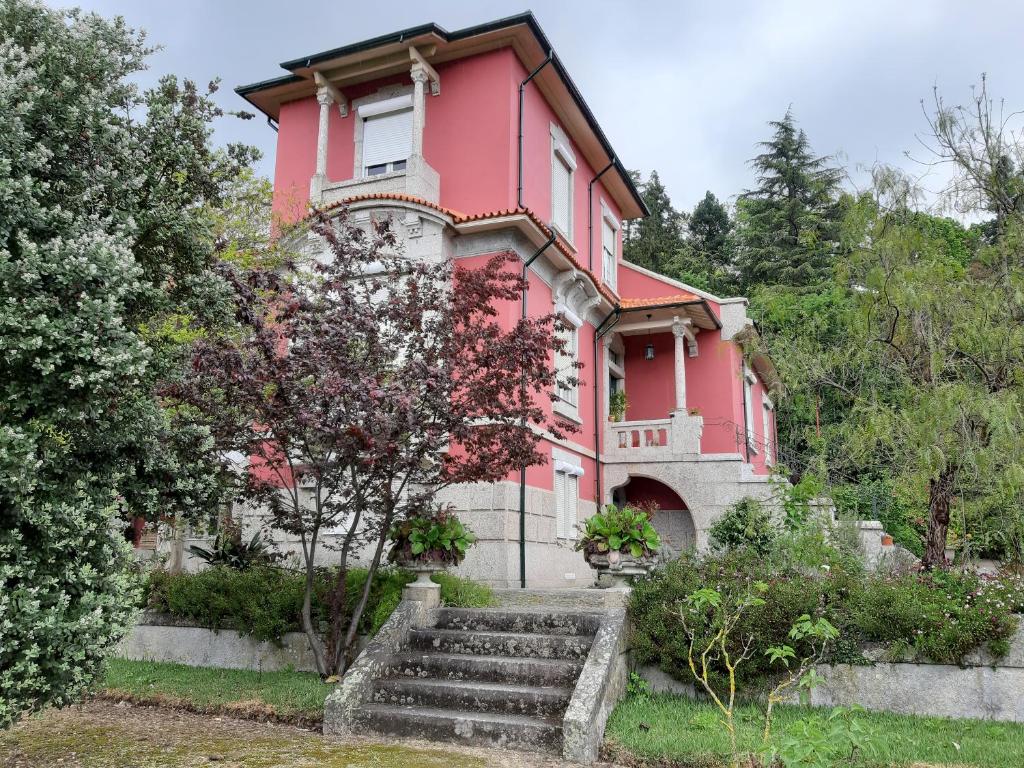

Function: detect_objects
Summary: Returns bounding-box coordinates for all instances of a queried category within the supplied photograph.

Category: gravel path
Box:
[0,700,624,768]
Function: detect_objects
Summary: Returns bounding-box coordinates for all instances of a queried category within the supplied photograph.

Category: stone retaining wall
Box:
[640,622,1024,723]
[116,612,320,672]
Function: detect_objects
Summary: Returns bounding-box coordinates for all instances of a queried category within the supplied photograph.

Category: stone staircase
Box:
[325,596,628,763]
[356,607,600,752]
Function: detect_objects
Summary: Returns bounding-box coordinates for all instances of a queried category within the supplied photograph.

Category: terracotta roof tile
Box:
[315,192,464,219]
[619,292,701,309]
[310,194,621,304]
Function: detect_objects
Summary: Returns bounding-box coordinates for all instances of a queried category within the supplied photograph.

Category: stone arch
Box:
[612,474,696,557]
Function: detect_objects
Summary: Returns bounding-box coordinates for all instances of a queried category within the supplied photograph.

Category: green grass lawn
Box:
[101,658,331,724]
[605,693,1024,768]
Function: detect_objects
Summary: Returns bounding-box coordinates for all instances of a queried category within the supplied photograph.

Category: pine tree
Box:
[689,191,733,265]
[623,171,686,274]
[736,109,843,289]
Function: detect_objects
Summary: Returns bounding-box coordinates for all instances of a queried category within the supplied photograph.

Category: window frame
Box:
[743,364,758,454]
[762,394,774,465]
[553,302,582,417]
[600,200,619,291]
[353,89,414,179]
[553,455,584,540]
[549,123,577,242]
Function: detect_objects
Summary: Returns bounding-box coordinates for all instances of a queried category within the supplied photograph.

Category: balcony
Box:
[603,410,704,463]
[318,154,440,208]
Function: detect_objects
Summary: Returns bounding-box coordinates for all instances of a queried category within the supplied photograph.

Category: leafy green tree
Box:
[623,170,686,274]
[736,109,843,289]
[0,0,255,725]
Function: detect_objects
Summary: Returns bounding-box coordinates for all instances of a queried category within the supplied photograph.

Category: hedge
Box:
[143,566,494,642]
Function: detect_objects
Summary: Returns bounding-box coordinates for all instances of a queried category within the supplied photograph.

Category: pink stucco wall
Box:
[622,333,675,420]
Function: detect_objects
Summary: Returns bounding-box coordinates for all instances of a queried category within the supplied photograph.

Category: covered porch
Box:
[600,295,722,461]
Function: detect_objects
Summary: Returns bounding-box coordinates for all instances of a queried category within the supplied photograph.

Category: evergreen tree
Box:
[688,190,733,265]
[623,171,685,274]
[669,191,738,295]
[736,109,843,289]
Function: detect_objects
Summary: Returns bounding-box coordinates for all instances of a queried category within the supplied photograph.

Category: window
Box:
[762,396,774,465]
[557,323,581,409]
[743,364,758,454]
[361,95,413,177]
[601,203,618,291]
[550,124,576,239]
[554,459,583,539]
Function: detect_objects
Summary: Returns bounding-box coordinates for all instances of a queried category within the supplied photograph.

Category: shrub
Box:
[631,548,1023,690]
[144,565,495,643]
[187,523,282,570]
[577,504,661,558]
[709,498,777,554]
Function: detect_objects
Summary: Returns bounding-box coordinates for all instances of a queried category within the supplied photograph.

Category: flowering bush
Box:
[577,504,662,559]
[387,508,477,566]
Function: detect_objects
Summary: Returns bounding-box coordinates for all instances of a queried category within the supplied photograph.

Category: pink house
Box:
[237,13,780,588]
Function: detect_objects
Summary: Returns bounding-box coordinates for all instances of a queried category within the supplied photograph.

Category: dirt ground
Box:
[0,700,621,768]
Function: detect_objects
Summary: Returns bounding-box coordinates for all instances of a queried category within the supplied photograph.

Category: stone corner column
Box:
[410,64,429,158]
[311,87,333,201]
[671,317,689,411]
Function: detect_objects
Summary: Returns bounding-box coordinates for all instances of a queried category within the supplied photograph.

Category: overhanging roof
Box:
[236,12,648,219]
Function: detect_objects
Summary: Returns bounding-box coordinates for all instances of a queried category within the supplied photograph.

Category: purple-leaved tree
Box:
[168,209,577,675]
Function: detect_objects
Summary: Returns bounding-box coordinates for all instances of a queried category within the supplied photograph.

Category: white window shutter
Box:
[602,219,617,289]
[363,109,413,168]
[554,469,567,539]
[566,474,579,540]
[552,155,571,234]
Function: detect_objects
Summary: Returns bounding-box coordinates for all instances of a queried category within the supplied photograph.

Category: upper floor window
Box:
[360,94,413,177]
[550,124,576,240]
[555,318,579,408]
[743,364,758,454]
[762,395,774,465]
[601,201,619,291]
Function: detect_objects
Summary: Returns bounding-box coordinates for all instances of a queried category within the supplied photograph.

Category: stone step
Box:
[434,607,602,637]
[387,652,584,687]
[355,703,562,752]
[410,627,593,660]
[372,677,572,718]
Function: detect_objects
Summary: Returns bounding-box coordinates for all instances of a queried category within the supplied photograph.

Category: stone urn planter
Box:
[397,558,447,586]
[586,549,657,588]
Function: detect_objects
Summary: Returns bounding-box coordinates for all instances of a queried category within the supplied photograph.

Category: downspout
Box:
[518,232,557,589]
[587,160,616,270]
[517,52,554,209]
[593,308,620,509]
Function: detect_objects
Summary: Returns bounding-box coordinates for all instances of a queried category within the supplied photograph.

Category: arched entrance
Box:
[613,476,696,557]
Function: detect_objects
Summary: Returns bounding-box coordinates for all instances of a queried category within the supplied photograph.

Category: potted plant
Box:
[608,390,628,422]
[387,507,477,584]
[576,504,662,587]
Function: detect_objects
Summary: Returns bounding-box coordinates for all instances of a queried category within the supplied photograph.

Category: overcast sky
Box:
[60,0,1024,215]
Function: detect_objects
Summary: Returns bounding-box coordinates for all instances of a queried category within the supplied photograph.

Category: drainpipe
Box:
[517,52,554,209]
[593,308,620,509]
[587,160,616,270]
[518,233,557,589]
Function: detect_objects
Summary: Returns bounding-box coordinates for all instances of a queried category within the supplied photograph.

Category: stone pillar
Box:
[601,335,613,420]
[672,317,688,411]
[311,87,332,199]
[410,64,429,158]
